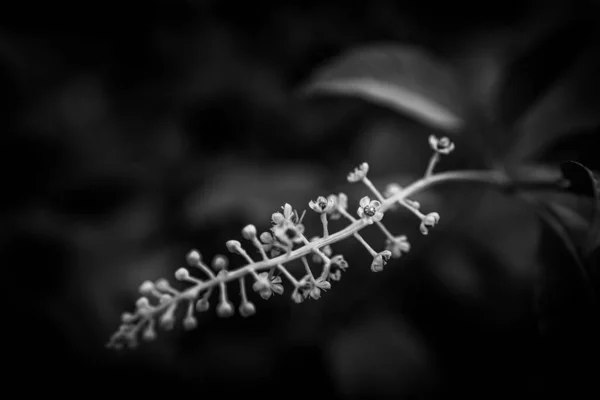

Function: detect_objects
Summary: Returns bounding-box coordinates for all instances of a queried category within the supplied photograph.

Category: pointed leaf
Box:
[520,161,599,273]
[505,46,600,163]
[299,44,466,132]
[495,19,593,129]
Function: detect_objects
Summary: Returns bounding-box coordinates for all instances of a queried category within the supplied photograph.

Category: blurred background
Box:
[2,1,599,398]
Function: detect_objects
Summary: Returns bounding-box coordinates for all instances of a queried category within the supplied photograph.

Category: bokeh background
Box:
[2,1,599,398]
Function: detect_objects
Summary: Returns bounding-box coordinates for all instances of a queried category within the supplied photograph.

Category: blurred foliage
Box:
[1,1,599,398]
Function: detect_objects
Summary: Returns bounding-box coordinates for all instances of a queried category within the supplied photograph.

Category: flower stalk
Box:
[106,136,565,350]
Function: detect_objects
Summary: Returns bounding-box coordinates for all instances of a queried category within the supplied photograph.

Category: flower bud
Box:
[216,301,234,318]
[186,249,201,266]
[174,267,189,281]
[136,297,150,309]
[239,302,256,318]
[142,325,157,342]
[226,240,242,254]
[196,298,210,312]
[182,316,198,330]
[138,280,154,295]
[242,224,257,240]
[212,255,228,270]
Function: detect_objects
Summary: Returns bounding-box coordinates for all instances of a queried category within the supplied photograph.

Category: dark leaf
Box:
[299,44,467,132]
[560,161,600,252]
[561,160,599,198]
[519,162,599,339]
[495,17,594,129]
[520,161,599,264]
[534,221,600,391]
[505,45,600,163]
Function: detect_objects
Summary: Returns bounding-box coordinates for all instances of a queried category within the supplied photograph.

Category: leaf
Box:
[517,162,600,336]
[560,161,600,252]
[299,44,467,132]
[505,45,600,163]
[534,218,600,382]
[495,18,594,129]
[522,161,599,260]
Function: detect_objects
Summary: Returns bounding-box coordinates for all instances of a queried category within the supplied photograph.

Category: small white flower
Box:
[328,254,348,281]
[309,196,335,213]
[428,135,455,155]
[419,212,440,235]
[329,193,348,220]
[371,250,392,272]
[357,196,384,224]
[385,235,411,258]
[259,232,283,257]
[347,162,369,183]
[252,272,284,299]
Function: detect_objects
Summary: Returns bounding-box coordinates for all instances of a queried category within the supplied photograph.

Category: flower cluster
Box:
[106,136,454,350]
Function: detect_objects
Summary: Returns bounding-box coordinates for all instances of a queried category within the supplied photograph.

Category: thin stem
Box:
[337,207,377,256]
[239,276,249,304]
[375,220,395,241]
[425,152,440,177]
[352,233,378,257]
[251,237,269,261]
[362,177,385,202]
[277,264,299,286]
[192,261,216,280]
[301,257,315,281]
[400,199,426,219]
[299,233,331,264]
[320,213,329,238]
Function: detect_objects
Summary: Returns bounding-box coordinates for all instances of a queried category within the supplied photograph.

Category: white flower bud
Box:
[186,249,201,266]
[242,224,257,240]
[138,280,154,295]
[196,298,210,312]
[174,267,189,281]
[182,316,198,330]
[216,301,234,318]
[212,255,229,270]
[226,240,242,254]
[239,302,256,318]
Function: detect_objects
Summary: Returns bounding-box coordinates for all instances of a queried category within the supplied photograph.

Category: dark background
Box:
[2,1,599,398]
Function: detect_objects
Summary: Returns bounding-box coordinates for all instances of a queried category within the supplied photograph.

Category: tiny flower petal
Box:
[283,203,294,219]
[260,232,273,244]
[272,212,285,225]
[372,211,384,222]
[359,196,370,207]
[357,207,365,217]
